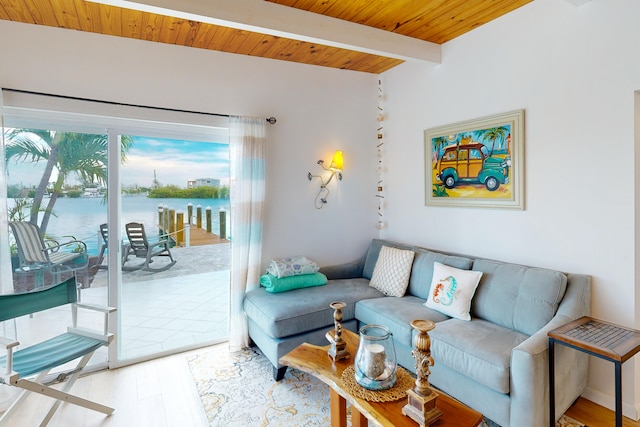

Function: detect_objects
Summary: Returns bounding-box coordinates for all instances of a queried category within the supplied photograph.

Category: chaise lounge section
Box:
[243,238,591,427]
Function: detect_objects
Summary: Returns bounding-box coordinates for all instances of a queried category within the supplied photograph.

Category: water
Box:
[15,197,230,255]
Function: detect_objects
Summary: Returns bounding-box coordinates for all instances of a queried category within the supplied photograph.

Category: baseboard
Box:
[581,386,640,421]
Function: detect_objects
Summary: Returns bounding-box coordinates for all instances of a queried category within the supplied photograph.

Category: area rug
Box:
[186,345,586,427]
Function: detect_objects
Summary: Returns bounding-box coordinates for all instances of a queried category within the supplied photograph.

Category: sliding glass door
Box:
[2,90,231,370]
[112,134,230,362]
[4,126,111,370]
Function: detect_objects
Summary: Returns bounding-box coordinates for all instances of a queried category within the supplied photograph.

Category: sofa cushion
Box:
[369,246,415,297]
[425,262,483,321]
[471,259,568,336]
[362,239,414,280]
[243,278,384,339]
[355,296,450,348]
[408,249,474,300]
[430,318,528,394]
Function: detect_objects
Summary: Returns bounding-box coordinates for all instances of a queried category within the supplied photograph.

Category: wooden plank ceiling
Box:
[0,0,533,74]
[266,0,534,45]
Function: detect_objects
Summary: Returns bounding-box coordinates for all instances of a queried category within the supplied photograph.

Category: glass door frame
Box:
[106,130,123,369]
[104,129,230,369]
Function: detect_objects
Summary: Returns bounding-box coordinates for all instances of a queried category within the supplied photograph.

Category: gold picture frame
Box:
[425,109,524,210]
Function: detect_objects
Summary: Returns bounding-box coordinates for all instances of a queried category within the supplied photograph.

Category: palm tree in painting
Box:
[431,136,449,166]
[4,129,132,235]
[477,127,509,157]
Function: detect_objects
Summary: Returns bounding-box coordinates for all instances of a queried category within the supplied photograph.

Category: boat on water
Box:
[81,187,104,197]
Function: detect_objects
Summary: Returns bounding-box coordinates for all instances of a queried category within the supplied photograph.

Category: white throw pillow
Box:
[424,262,483,321]
[369,246,415,297]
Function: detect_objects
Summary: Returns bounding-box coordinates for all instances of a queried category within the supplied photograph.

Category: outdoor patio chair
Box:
[96,223,130,270]
[9,221,89,288]
[0,276,116,426]
[123,222,176,272]
[96,223,108,270]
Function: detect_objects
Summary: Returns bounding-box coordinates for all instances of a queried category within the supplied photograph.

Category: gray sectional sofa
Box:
[243,238,591,427]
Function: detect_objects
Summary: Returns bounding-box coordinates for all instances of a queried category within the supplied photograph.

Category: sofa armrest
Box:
[319,255,365,280]
[509,274,591,427]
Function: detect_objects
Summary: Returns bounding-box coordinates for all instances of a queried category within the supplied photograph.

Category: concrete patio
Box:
[10,243,231,365]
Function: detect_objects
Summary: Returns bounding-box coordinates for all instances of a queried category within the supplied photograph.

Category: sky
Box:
[123,136,230,188]
[6,134,230,189]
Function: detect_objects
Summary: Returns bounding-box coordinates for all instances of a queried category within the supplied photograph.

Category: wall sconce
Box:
[308,150,343,209]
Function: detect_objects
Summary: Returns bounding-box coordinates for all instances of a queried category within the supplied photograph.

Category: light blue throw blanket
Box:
[266,256,320,278]
[260,272,327,293]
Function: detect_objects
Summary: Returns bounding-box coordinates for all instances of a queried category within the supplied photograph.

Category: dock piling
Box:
[219,208,227,240]
[176,211,184,245]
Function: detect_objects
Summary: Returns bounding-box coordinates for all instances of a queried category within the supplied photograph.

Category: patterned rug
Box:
[186,345,586,427]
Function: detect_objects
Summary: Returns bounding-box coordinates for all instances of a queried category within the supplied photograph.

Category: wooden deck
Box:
[162,225,229,247]
[186,226,229,246]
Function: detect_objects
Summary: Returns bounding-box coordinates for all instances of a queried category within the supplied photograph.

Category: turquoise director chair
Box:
[0,277,116,426]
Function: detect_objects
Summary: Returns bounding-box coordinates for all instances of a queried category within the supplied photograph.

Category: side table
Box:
[548,316,640,427]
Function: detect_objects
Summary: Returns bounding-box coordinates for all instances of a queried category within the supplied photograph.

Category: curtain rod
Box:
[1,88,276,124]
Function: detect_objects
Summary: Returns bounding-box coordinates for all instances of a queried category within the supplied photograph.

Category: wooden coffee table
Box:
[279,328,483,427]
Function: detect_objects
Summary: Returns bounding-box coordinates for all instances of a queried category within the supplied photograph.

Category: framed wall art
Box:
[425,109,524,210]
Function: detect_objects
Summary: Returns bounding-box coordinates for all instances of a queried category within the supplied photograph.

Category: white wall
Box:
[382,0,640,417]
[0,19,379,268]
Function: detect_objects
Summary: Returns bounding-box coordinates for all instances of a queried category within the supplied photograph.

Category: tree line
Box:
[147,185,229,199]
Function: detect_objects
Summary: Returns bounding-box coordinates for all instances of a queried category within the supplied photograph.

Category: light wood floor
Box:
[566,397,640,427]
[0,348,209,427]
[0,345,638,427]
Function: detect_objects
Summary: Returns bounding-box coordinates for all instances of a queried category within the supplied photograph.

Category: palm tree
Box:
[431,136,449,167]
[478,127,509,157]
[5,129,132,236]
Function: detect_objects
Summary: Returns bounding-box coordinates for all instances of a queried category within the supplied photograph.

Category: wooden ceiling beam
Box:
[86,0,441,64]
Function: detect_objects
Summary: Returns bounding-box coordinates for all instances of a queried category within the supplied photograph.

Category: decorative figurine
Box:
[402,319,443,426]
[326,301,349,361]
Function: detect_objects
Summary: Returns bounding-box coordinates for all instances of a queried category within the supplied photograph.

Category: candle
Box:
[364,343,386,378]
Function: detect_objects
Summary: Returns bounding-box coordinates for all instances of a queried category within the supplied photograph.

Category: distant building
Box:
[187,178,220,188]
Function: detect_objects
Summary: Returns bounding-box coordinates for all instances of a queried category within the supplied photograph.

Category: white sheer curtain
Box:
[228,116,266,351]
[0,91,17,409]
[0,90,13,294]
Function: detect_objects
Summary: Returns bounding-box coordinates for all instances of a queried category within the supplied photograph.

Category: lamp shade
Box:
[330,150,344,171]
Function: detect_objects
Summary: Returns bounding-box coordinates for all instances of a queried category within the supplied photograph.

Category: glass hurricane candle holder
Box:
[354,324,397,390]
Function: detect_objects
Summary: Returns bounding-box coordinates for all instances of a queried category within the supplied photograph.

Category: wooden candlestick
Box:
[326,301,349,361]
[402,319,443,426]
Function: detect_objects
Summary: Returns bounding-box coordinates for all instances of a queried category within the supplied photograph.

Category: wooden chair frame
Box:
[0,277,115,426]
